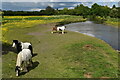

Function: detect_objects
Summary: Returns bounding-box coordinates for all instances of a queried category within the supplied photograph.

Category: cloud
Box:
[59,3,66,6]
[73,3,81,6]
[2,2,119,11]
[28,8,42,11]
[68,7,74,9]
[58,7,64,10]
[2,0,120,2]
[2,0,50,2]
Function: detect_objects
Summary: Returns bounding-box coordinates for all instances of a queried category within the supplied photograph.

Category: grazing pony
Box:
[15,49,33,76]
[12,40,33,56]
[51,25,66,34]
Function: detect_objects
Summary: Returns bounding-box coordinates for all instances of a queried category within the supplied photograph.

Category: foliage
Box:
[74,4,90,18]
[88,15,106,24]
[3,3,119,18]
[90,3,111,17]
[109,8,118,18]
[104,17,120,28]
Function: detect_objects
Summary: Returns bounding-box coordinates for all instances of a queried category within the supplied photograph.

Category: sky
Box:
[1,0,119,11]
[2,2,119,11]
[2,0,120,2]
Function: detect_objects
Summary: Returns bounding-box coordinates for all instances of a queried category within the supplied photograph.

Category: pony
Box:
[51,25,66,34]
[15,49,33,76]
[12,40,33,56]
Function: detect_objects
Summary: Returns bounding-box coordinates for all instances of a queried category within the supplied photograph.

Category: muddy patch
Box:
[27,23,55,36]
[84,72,92,78]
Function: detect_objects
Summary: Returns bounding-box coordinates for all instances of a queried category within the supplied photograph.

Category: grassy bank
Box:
[104,17,120,28]
[89,16,119,28]
[2,15,118,78]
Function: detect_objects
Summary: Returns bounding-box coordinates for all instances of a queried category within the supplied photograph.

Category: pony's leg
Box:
[23,61,28,72]
[29,59,33,67]
[20,61,24,71]
[51,31,54,34]
[62,30,64,34]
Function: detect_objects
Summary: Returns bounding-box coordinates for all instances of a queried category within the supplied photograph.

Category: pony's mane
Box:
[13,40,22,52]
[17,43,22,53]
[13,40,19,44]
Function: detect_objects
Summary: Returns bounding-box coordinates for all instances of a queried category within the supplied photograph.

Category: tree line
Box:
[2,3,120,18]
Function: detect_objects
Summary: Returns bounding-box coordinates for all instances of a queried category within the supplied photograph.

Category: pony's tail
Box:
[28,45,33,57]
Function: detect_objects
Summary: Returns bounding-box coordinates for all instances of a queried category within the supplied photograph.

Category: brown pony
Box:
[51,25,57,33]
[51,25,66,34]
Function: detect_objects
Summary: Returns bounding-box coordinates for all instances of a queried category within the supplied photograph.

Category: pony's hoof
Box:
[20,68,23,71]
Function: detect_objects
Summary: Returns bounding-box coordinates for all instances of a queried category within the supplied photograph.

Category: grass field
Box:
[2,15,118,78]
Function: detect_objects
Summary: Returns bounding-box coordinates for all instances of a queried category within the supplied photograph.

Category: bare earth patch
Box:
[84,72,92,78]
[27,23,56,36]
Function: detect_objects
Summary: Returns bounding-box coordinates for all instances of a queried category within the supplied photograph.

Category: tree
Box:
[90,3,101,16]
[109,8,118,18]
[60,8,69,15]
[74,4,90,17]
[112,5,116,9]
[90,3,110,17]
[45,6,56,15]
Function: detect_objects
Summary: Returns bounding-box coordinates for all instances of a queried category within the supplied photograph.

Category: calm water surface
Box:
[66,21,119,50]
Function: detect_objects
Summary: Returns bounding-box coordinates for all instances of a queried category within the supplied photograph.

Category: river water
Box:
[66,21,119,50]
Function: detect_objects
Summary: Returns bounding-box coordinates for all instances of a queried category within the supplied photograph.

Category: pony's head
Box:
[12,40,22,53]
[15,66,20,76]
[12,40,19,47]
[52,26,57,31]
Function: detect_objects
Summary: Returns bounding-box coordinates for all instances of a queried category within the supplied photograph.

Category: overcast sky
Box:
[1,0,119,11]
[2,2,119,11]
[2,0,120,2]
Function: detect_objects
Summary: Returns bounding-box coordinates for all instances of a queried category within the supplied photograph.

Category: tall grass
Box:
[88,16,119,28]
[104,17,119,28]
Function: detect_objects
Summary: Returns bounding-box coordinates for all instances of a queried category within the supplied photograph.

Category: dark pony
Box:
[12,40,33,56]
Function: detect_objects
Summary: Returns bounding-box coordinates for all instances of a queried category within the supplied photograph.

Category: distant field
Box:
[2,15,86,43]
[2,15,86,25]
[2,15,118,78]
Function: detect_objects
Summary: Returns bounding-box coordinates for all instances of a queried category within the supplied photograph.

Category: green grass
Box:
[2,15,118,78]
[104,17,120,28]
[3,15,85,23]
[88,16,119,28]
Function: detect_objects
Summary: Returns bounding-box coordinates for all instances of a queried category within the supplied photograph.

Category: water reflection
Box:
[66,21,119,50]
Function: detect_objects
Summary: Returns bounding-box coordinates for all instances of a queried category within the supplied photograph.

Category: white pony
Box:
[15,49,33,76]
[51,25,66,34]
[12,40,33,56]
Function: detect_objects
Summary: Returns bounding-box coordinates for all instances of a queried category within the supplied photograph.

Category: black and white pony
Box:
[12,40,33,56]
[51,25,66,34]
[15,49,33,76]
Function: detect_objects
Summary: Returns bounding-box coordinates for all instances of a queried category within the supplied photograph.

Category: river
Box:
[66,21,119,50]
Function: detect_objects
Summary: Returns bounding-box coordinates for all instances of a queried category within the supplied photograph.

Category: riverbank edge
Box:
[63,20,119,52]
[104,22,119,28]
